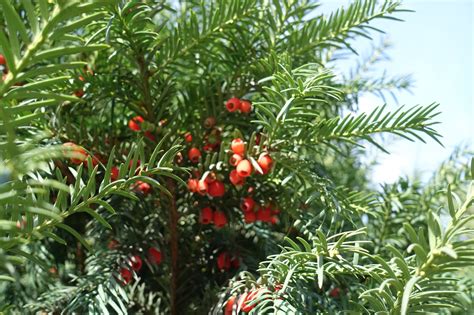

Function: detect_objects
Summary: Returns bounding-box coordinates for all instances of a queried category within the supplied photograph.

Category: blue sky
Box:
[321,0,473,183]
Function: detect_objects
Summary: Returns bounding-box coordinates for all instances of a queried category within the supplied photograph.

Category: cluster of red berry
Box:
[199,206,227,228]
[240,197,279,224]
[223,285,341,313]
[62,95,280,283]
[229,139,279,225]
[216,251,240,271]
[188,174,226,197]
[228,138,273,184]
[186,139,276,228]
[224,286,279,314]
[128,115,166,142]
[225,97,252,114]
[181,98,281,273]
[118,247,163,285]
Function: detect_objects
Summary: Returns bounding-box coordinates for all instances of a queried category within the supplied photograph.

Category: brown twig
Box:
[53,160,75,185]
[167,179,179,315]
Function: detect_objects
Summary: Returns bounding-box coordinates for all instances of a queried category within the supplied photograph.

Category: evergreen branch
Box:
[227,160,474,313]
[288,0,405,55]
[229,228,371,313]
[156,0,258,73]
[0,139,181,282]
[311,103,442,153]
[343,39,413,104]
[361,161,474,314]
[254,63,342,146]
[345,74,412,104]
[46,249,130,314]
[0,1,109,99]
[0,0,467,313]
[255,63,440,154]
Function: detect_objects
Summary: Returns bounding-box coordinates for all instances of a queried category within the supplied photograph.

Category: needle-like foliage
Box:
[0,0,471,314]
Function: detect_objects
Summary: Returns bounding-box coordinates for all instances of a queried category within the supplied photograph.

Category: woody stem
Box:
[168,179,179,315]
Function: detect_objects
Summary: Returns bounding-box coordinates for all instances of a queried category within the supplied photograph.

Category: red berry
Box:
[204,172,216,184]
[241,197,255,212]
[134,181,152,196]
[148,247,162,265]
[130,255,143,271]
[329,287,340,298]
[257,153,273,174]
[0,54,5,65]
[270,216,279,225]
[204,116,216,129]
[208,180,225,197]
[229,170,245,186]
[74,89,84,98]
[213,210,228,228]
[236,159,253,178]
[256,207,272,222]
[187,178,199,192]
[203,144,213,152]
[225,296,236,315]
[240,100,252,114]
[144,131,156,142]
[244,211,256,223]
[231,256,240,269]
[237,294,248,312]
[197,180,208,195]
[184,132,193,142]
[119,268,133,285]
[229,153,243,167]
[200,207,214,224]
[231,138,245,155]
[111,166,119,181]
[225,97,241,112]
[128,116,144,131]
[238,289,262,313]
[188,147,201,163]
[63,142,87,164]
[217,252,231,270]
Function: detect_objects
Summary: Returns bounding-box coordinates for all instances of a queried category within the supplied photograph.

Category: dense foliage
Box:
[0,0,472,314]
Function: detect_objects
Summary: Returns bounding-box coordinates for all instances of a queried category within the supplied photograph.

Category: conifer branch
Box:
[311,103,442,152]
[289,0,405,55]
